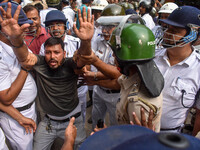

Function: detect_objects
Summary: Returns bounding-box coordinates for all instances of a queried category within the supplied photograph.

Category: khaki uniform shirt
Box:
[116,73,163,132]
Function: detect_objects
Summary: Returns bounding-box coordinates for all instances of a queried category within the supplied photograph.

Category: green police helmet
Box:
[46,0,61,7]
[101,4,126,16]
[110,23,155,62]
[119,2,135,11]
[109,23,163,98]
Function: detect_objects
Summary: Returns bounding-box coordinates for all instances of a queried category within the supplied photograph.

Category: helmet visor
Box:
[161,25,198,48]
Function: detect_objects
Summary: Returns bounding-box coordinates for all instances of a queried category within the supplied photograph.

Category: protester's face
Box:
[48,21,66,38]
[45,44,66,69]
[163,25,187,46]
[26,8,41,34]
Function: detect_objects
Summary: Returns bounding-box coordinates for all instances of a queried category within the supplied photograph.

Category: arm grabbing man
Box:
[0,3,38,149]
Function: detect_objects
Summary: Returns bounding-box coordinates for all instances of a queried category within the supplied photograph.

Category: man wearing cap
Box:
[23,5,50,54]
[152,2,178,49]
[0,2,37,150]
[39,10,80,57]
[154,6,200,132]
[91,0,108,45]
[40,0,60,27]
[0,3,94,150]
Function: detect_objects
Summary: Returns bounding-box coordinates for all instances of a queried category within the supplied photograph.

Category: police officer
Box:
[40,0,61,27]
[40,10,80,56]
[61,0,75,34]
[152,2,178,49]
[155,6,200,133]
[111,23,163,132]
[91,0,108,21]
[81,14,163,132]
[85,4,126,128]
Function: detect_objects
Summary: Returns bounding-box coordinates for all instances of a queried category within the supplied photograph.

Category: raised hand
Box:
[0,3,30,41]
[73,7,94,41]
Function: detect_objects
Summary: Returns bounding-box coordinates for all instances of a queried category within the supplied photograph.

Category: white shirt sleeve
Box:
[0,60,12,91]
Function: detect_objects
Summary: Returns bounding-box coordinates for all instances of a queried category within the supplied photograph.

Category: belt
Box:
[45,112,81,123]
[100,87,120,94]
[16,101,35,112]
[160,126,181,131]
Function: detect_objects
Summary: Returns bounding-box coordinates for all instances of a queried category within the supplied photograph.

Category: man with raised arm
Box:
[0,2,37,150]
[0,2,94,150]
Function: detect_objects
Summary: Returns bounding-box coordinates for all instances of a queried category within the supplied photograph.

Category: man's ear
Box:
[39,16,41,24]
[63,50,66,58]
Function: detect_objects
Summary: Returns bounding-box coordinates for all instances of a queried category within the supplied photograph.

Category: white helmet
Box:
[91,0,108,11]
[158,2,178,14]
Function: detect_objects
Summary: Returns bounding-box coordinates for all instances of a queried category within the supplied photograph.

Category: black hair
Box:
[34,3,44,11]
[82,0,91,4]
[44,37,65,51]
[23,5,40,14]
[62,0,69,5]
[139,1,153,14]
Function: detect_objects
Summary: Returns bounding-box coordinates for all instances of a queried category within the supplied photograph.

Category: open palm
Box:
[0,3,29,39]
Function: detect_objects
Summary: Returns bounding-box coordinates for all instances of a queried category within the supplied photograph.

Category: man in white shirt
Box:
[62,0,75,33]
[139,0,155,30]
[0,2,37,150]
[0,4,94,150]
[154,6,200,132]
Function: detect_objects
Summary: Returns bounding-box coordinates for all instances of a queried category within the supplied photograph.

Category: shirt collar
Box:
[63,6,71,9]
[159,47,197,67]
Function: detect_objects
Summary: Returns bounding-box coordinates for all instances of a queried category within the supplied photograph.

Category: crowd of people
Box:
[0,0,200,150]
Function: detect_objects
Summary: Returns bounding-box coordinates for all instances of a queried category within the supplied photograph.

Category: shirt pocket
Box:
[171,77,195,107]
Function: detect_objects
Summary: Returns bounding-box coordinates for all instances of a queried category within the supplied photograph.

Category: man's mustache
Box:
[48,59,58,64]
